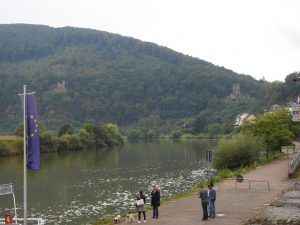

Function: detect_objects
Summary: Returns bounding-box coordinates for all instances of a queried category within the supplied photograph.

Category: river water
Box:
[0,140,216,225]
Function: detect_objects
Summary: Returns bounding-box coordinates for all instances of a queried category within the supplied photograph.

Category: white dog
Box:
[125,214,135,223]
[113,215,121,224]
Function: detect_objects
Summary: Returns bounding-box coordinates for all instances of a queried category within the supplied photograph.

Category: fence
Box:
[0,218,45,225]
[289,150,300,176]
[0,183,45,225]
[219,178,270,191]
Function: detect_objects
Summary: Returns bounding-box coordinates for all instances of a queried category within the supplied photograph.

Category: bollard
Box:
[5,214,13,224]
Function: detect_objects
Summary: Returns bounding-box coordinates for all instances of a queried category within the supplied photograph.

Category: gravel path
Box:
[120,154,299,225]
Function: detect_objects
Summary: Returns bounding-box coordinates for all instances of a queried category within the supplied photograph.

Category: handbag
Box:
[136,198,144,206]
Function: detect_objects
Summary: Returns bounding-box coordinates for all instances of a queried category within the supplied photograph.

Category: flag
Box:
[21,94,40,170]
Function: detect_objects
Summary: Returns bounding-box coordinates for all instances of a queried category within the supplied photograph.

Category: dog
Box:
[113,215,121,224]
[125,213,135,223]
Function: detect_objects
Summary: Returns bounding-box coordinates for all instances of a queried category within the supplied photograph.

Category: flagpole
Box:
[23,85,27,225]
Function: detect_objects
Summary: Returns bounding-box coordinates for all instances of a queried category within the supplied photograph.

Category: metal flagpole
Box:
[23,85,27,225]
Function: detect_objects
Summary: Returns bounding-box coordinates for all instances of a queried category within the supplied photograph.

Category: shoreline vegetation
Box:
[0,123,123,156]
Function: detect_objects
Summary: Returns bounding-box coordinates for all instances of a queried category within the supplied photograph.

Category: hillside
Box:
[0,24,265,133]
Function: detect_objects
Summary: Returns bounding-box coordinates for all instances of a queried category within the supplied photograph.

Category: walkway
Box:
[123,155,298,225]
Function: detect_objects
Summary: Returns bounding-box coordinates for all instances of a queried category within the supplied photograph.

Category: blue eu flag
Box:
[21,94,40,170]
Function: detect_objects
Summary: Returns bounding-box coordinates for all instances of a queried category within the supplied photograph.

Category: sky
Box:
[1,0,300,82]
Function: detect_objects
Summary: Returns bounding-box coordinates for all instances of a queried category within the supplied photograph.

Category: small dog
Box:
[125,213,135,223]
[113,215,121,224]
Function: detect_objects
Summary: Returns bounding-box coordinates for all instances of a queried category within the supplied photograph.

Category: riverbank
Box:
[132,155,297,225]
[94,152,298,225]
[92,151,284,225]
[0,123,124,155]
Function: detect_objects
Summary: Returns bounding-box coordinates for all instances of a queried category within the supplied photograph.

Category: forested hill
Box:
[0,24,264,133]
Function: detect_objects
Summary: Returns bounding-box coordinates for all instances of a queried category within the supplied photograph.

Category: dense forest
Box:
[0,24,299,134]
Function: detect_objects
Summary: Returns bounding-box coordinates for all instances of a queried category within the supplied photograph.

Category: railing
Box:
[0,218,45,225]
[218,178,270,191]
[289,150,300,176]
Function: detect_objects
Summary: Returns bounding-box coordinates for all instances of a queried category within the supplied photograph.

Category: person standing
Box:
[199,184,209,220]
[207,184,211,217]
[208,183,216,218]
[136,190,147,223]
[151,184,160,219]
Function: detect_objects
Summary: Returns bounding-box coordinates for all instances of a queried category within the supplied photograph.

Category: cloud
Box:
[0,0,299,81]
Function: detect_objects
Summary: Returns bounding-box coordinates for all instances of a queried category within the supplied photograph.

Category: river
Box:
[0,140,216,225]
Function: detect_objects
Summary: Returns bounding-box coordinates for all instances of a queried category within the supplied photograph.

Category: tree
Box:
[105,123,123,143]
[207,123,224,136]
[0,24,264,133]
[242,109,295,158]
[15,122,46,137]
[193,116,208,133]
[58,124,74,137]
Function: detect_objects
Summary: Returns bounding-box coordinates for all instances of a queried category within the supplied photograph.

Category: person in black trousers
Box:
[151,184,160,219]
[136,190,146,223]
[199,184,209,220]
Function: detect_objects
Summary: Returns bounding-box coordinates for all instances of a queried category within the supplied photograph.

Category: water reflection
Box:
[0,140,216,225]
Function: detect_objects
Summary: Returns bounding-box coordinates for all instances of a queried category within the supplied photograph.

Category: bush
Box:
[57,134,84,151]
[0,136,22,156]
[58,124,74,137]
[40,131,58,153]
[171,130,182,139]
[213,134,265,170]
[105,123,123,144]
[78,128,94,149]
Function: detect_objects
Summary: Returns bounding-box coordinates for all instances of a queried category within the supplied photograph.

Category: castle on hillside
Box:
[55,80,66,92]
[230,83,240,99]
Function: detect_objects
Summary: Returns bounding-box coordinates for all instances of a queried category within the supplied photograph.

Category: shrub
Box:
[57,134,84,151]
[171,130,182,139]
[58,124,74,137]
[213,134,265,170]
[40,131,58,153]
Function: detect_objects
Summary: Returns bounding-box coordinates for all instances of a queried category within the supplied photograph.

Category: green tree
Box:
[104,123,123,143]
[127,129,143,140]
[58,124,74,137]
[0,24,264,133]
[242,109,294,158]
[207,123,225,136]
[193,116,208,133]
[171,130,182,139]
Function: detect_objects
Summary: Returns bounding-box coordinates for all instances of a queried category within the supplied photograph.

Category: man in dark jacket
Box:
[151,184,160,219]
[199,184,208,220]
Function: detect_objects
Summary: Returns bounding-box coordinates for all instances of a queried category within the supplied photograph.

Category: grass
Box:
[0,136,19,141]
[0,136,22,156]
[92,151,285,225]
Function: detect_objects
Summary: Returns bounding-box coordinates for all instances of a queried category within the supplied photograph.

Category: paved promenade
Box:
[122,155,298,225]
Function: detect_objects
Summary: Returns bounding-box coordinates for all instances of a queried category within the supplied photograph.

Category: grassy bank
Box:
[92,151,284,225]
[0,136,22,156]
[0,123,123,156]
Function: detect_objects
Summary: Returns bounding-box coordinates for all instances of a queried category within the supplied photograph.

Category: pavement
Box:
[120,154,299,225]
[245,182,300,225]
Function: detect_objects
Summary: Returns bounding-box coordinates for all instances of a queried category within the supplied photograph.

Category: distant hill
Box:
[0,24,266,133]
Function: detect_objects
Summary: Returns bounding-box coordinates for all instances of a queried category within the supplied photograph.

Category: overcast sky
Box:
[1,0,300,81]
